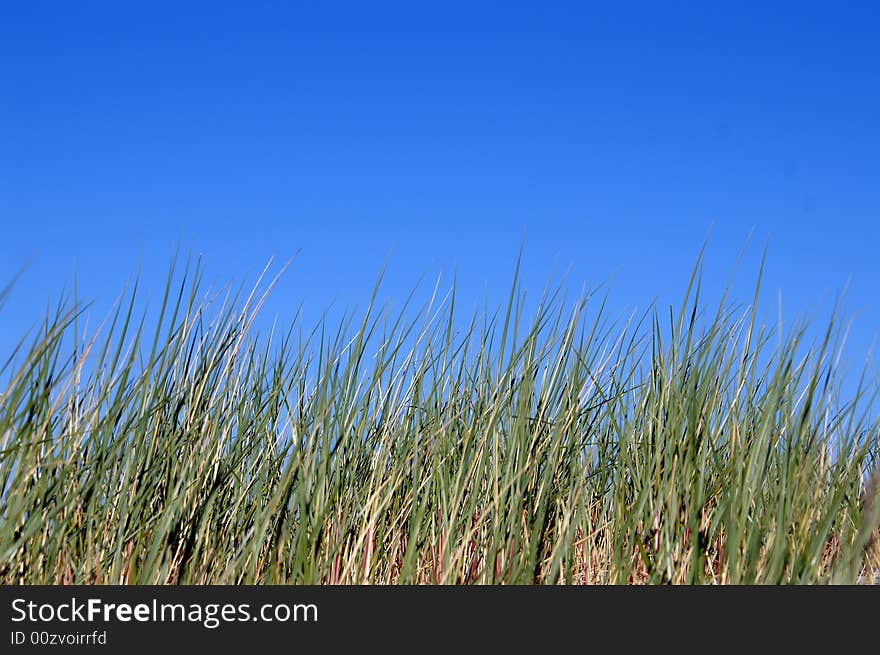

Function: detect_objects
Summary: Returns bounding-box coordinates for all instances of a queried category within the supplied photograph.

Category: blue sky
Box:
[2,2,878,384]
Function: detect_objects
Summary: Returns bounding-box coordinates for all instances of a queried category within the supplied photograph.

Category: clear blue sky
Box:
[2,2,878,383]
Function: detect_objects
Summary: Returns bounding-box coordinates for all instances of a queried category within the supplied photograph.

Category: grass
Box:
[1,251,878,584]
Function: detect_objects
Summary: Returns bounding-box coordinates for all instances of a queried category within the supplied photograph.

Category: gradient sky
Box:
[2,2,878,383]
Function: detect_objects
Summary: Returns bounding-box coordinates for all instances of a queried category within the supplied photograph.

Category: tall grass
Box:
[1,253,878,584]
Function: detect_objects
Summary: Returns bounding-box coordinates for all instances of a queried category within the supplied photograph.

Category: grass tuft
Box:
[1,254,878,584]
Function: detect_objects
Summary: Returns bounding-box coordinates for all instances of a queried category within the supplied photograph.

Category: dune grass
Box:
[1,252,878,584]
